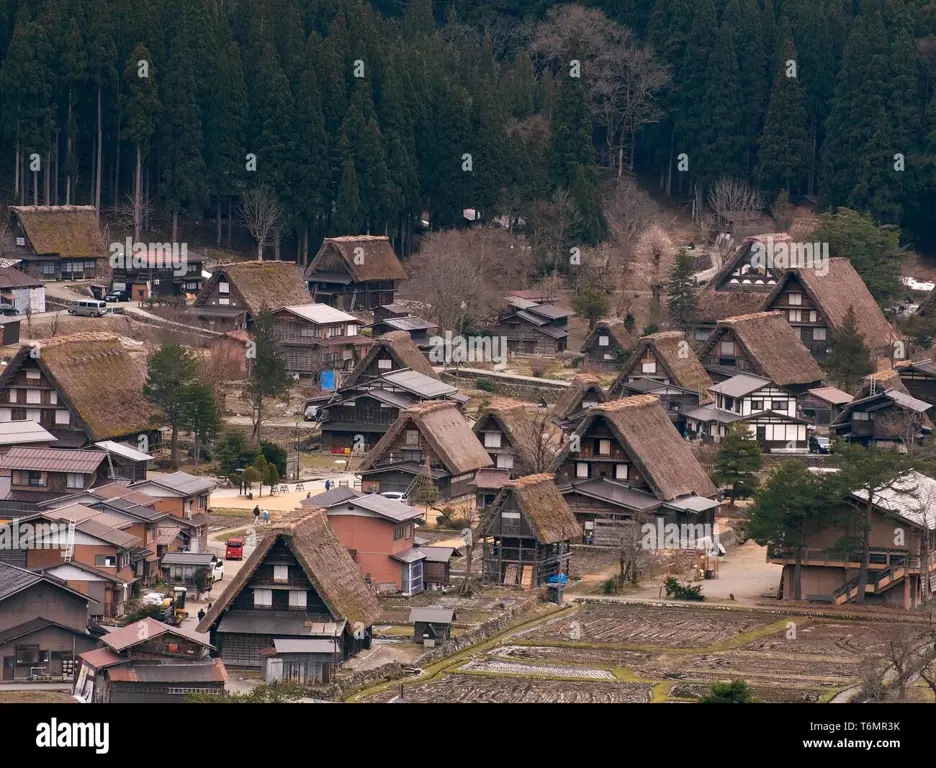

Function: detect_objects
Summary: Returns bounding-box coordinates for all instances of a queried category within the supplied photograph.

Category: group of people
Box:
[252,506,270,525]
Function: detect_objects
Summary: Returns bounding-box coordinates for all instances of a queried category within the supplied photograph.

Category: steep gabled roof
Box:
[699,312,823,387]
[10,205,106,258]
[479,474,580,544]
[580,318,635,354]
[197,510,380,634]
[552,374,607,421]
[305,235,407,283]
[550,396,717,501]
[611,331,713,404]
[0,333,158,442]
[473,398,559,470]
[360,401,492,476]
[195,261,311,316]
[763,259,898,351]
[343,331,438,387]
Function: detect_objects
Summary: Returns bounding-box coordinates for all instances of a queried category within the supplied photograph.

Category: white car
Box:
[380,492,408,502]
[212,559,224,583]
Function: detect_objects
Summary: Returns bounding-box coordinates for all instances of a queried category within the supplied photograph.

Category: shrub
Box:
[663,576,704,601]
[700,679,754,703]
[475,377,495,392]
[600,576,617,594]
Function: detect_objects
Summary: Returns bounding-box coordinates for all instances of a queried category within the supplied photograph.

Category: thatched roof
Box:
[695,282,768,324]
[551,396,716,501]
[473,398,559,470]
[11,206,106,258]
[360,401,492,476]
[552,374,607,421]
[580,318,635,354]
[196,261,311,316]
[611,331,713,404]
[764,258,898,352]
[700,312,823,387]
[305,235,407,283]
[196,509,380,634]
[0,333,158,442]
[480,474,580,544]
[343,331,438,387]
[858,369,911,399]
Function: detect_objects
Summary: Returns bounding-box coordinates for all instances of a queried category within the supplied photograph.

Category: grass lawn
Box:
[209,507,255,518]
[300,454,365,471]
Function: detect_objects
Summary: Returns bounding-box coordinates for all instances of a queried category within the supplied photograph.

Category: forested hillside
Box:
[2,0,936,265]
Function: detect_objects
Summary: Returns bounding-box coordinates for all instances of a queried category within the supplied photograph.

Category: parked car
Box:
[212,559,224,582]
[104,291,129,302]
[381,492,408,502]
[304,405,320,421]
[809,436,831,454]
[69,300,108,317]
[0,304,18,316]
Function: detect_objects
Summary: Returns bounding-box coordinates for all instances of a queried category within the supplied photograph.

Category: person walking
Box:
[325,478,331,492]
[197,608,206,622]
[262,508,270,524]
[253,505,260,524]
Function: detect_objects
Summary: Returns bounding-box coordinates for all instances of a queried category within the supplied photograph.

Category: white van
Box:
[69,300,108,317]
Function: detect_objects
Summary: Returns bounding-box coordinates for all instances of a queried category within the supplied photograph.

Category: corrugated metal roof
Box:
[136,472,215,496]
[562,479,661,511]
[272,638,338,654]
[300,486,362,507]
[281,303,358,324]
[161,552,215,566]
[0,447,106,473]
[379,316,437,332]
[416,546,459,563]
[0,420,56,446]
[807,387,854,405]
[78,647,125,670]
[341,494,424,522]
[108,659,226,683]
[409,607,455,624]
[93,441,152,462]
[389,547,427,564]
[381,369,456,398]
[709,373,772,398]
[101,618,212,652]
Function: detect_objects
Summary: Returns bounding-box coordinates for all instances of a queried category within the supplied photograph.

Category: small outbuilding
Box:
[409,607,456,645]
[161,552,217,588]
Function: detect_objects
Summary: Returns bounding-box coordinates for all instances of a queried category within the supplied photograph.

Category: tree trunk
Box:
[216,198,222,247]
[665,128,674,198]
[13,141,19,203]
[793,535,804,602]
[226,196,233,247]
[855,495,873,604]
[170,424,179,467]
[113,121,121,210]
[172,211,178,242]
[95,85,103,223]
[66,96,73,205]
[274,227,281,260]
[254,399,263,447]
[144,169,150,233]
[43,151,50,205]
[32,168,38,206]
[134,144,142,243]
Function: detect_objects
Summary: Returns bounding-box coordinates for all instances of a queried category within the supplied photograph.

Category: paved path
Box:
[0,682,71,691]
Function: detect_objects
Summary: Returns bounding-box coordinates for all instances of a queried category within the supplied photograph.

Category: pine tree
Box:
[825,306,873,393]
[734,0,768,171]
[697,20,745,184]
[666,247,698,327]
[570,165,607,246]
[246,305,293,447]
[61,12,87,205]
[332,158,363,235]
[549,76,593,189]
[121,45,160,242]
[712,423,763,505]
[757,40,808,194]
[356,117,391,232]
[87,0,116,220]
[253,42,296,215]
[144,343,201,467]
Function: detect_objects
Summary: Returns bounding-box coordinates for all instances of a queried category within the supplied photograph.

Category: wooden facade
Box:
[111,254,205,299]
[270,306,368,377]
[760,275,830,361]
[580,321,633,372]
[7,206,107,281]
[305,236,405,311]
[830,391,933,449]
[489,312,568,357]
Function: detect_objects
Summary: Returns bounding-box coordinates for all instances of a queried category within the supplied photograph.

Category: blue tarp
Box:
[547,573,568,584]
[320,370,335,391]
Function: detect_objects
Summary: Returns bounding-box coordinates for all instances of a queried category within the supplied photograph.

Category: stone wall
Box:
[441,368,569,404]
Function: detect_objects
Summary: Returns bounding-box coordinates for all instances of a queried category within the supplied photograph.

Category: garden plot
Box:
[740,621,892,658]
[494,643,657,669]
[459,659,617,680]
[669,682,828,704]
[364,674,653,703]
[515,604,776,648]
[673,651,857,687]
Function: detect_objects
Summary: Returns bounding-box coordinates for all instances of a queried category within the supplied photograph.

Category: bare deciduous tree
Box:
[706,177,764,230]
[238,184,282,261]
[519,407,565,473]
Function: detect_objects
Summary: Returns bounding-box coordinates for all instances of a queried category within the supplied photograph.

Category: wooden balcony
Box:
[768,545,930,572]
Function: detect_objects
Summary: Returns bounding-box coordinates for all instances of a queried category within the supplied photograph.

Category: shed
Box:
[261,637,341,684]
[409,607,456,645]
[161,552,217,587]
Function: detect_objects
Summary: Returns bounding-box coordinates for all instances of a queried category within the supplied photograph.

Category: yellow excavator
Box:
[161,587,189,626]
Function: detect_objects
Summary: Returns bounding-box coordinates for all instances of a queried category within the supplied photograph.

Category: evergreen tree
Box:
[666,247,698,327]
[61,11,87,205]
[712,423,763,505]
[825,306,873,392]
[570,165,606,246]
[332,156,363,235]
[253,42,295,216]
[549,76,593,189]
[734,0,768,171]
[121,44,160,242]
[697,20,745,184]
[701,680,754,703]
[246,305,293,446]
[757,40,808,194]
[214,431,259,480]
[572,289,611,330]
[87,0,116,220]
[180,378,220,468]
[143,343,201,467]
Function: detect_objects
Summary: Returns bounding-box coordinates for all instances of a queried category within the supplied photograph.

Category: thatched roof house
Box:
[551,396,717,501]
[480,474,580,544]
[473,397,560,474]
[579,318,635,372]
[0,333,158,445]
[698,311,823,389]
[304,235,406,311]
[552,374,607,425]
[195,261,312,320]
[360,401,492,477]
[610,331,713,404]
[9,206,106,258]
[343,330,438,387]
[196,509,380,636]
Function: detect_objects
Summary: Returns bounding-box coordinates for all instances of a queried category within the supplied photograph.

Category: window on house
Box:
[771,400,787,411]
[598,335,609,347]
[378,358,392,370]
[273,565,288,582]
[641,361,657,374]
[694,329,710,342]
[185,282,200,291]
[25,370,40,380]
[496,454,513,469]
[403,450,421,463]
[347,324,358,336]
[724,397,735,411]
[853,411,870,421]
[394,525,406,540]
[11,409,25,421]
[788,309,802,323]
[720,340,735,356]
[27,471,44,487]
[95,555,116,568]
[813,327,827,341]
[615,464,628,480]
[40,264,55,277]
[7,390,16,404]
[49,391,57,405]
[26,409,40,422]
[15,645,39,665]
[809,311,817,323]
[788,293,802,306]
[218,298,230,306]
[484,432,501,448]
[55,410,70,425]
[576,462,589,479]
[66,473,84,489]
[750,400,764,411]
[289,590,307,609]
[198,495,207,509]
[598,439,611,456]
[219,282,230,294]
[25,390,40,404]
[405,429,419,446]
[253,588,272,607]
[0,409,10,422]
[327,326,342,337]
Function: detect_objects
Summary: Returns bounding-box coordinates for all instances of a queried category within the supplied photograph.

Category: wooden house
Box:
[609,331,714,404]
[192,261,312,330]
[474,398,559,475]
[410,607,456,645]
[0,561,96,682]
[210,329,252,381]
[0,447,108,503]
[75,618,224,703]
[6,206,106,281]
[691,233,793,341]
[270,304,371,377]
[488,297,573,357]
[472,468,512,516]
[611,378,701,435]
[317,366,464,453]
[898,359,936,406]
[830,389,933,449]
[111,250,206,300]
[683,373,810,451]
[0,268,45,313]
[130,472,214,553]
[0,333,159,449]
[161,552,219,588]
[369,315,438,351]
[418,546,460,590]
[800,387,854,426]
[304,235,407,311]
[196,510,381,680]
[698,311,823,393]
[548,396,718,546]
[551,375,608,432]
[343,331,439,389]
[358,401,493,500]
[768,471,936,608]
[580,319,635,372]
[761,258,899,364]
[479,474,579,588]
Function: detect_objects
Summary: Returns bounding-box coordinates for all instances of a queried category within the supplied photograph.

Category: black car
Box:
[104,291,130,302]
[0,304,19,316]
